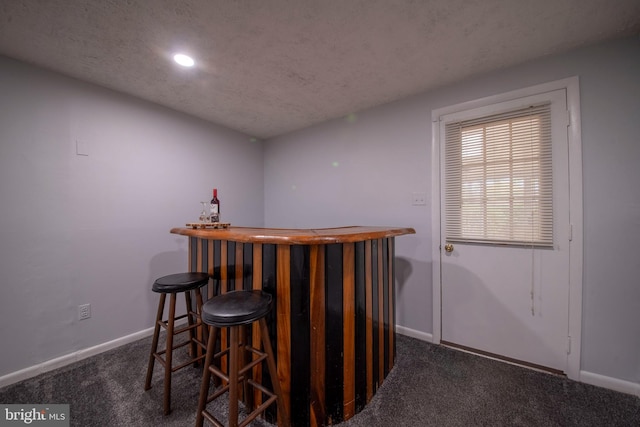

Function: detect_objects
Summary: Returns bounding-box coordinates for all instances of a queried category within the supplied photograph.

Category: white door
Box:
[440,89,570,372]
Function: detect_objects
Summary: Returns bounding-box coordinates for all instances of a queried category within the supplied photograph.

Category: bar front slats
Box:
[382,238,390,377]
[261,244,278,423]
[243,243,253,291]
[377,238,384,387]
[325,243,343,424]
[388,238,395,371]
[187,236,399,427]
[309,245,326,427]
[364,240,373,402]
[354,241,367,413]
[212,240,221,298]
[196,238,203,273]
[220,242,228,292]
[290,245,310,426]
[235,242,243,291]
[342,242,356,419]
[207,240,215,298]
[252,243,264,411]
[276,245,292,427]
[371,239,379,392]
[227,241,236,291]
[189,236,196,272]
[220,241,228,377]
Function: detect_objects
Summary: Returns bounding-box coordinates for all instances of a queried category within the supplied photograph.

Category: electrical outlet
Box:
[412,192,427,206]
[78,304,91,320]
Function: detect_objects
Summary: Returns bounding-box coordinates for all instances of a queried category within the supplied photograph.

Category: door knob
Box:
[444,243,454,253]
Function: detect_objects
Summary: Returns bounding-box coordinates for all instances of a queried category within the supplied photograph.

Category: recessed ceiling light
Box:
[173,53,195,67]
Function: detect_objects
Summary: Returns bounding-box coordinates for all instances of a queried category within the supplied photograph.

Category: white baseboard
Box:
[0,327,155,389]
[580,370,640,398]
[396,325,433,343]
[3,325,638,400]
[3,324,426,390]
[395,326,639,398]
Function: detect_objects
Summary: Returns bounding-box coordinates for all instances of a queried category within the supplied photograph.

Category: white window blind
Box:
[445,103,553,246]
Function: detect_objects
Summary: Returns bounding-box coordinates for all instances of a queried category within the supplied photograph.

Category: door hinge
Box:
[569,224,573,241]
[566,336,572,355]
[565,109,571,127]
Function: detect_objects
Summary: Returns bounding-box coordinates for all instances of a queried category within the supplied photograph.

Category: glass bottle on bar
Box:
[210,188,220,223]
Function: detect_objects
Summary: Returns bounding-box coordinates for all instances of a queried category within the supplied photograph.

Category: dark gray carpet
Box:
[1,334,638,426]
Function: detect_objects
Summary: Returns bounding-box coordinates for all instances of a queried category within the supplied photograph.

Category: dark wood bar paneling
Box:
[196,238,203,273]
[227,240,236,291]
[389,238,396,370]
[324,243,343,424]
[342,242,355,420]
[371,238,379,393]
[354,241,367,413]
[382,238,390,378]
[309,245,326,427]
[290,245,311,426]
[377,238,385,388]
[176,226,414,426]
[251,243,264,412]
[243,243,253,291]
[262,243,278,423]
[220,240,229,376]
[364,240,373,403]
[276,244,291,426]
[189,236,196,272]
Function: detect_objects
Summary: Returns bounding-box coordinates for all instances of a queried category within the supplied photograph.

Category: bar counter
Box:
[170,226,415,426]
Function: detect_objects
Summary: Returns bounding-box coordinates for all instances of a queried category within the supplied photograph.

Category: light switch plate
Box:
[412,192,427,206]
[76,140,89,156]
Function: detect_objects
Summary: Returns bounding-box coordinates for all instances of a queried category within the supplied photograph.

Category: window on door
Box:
[444,103,553,247]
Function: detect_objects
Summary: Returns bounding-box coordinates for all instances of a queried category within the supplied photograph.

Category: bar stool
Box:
[196,290,290,427]
[144,272,209,415]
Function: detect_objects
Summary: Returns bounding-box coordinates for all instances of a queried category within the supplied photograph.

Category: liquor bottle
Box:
[210,188,220,223]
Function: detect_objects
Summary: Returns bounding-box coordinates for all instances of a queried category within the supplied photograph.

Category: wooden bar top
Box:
[170,225,415,245]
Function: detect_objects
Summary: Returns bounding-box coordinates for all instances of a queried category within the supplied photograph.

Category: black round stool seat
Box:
[202,290,272,327]
[152,272,209,293]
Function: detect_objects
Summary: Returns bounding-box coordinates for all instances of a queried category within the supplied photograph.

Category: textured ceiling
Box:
[1,1,639,139]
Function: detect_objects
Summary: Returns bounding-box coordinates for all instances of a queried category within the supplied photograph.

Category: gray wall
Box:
[264,37,640,385]
[0,56,264,377]
[1,36,638,388]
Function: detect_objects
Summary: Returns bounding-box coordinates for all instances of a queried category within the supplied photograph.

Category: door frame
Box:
[430,77,584,380]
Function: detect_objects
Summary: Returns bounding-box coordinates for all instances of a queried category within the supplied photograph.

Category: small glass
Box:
[199,202,210,223]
